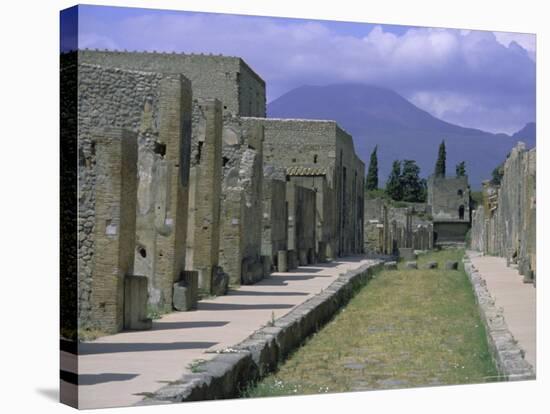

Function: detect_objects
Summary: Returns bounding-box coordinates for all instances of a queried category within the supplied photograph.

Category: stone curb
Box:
[463,252,535,381]
[136,260,383,405]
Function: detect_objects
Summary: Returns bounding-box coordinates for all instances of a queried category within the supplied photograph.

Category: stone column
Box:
[277,250,288,272]
[154,76,192,311]
[90,128,138,334]
[186,99,223,293]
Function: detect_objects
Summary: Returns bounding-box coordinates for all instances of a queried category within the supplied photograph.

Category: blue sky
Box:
[62,4,536,134]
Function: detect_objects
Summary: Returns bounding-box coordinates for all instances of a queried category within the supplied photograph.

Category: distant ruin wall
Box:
[363,198,433,254]
[470,143,536,279]
[79,50,266,117]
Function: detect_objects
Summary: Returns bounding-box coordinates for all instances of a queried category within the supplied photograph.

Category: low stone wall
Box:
[463,252,535,381]
[137,260,383,405]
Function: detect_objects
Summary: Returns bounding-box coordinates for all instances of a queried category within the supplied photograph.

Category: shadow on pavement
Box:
[78,341,218,355]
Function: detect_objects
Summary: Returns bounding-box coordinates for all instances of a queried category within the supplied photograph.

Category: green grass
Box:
[242,249,499,398]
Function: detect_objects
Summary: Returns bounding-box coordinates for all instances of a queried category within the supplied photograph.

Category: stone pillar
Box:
[124,276,152,330]
[90,128,138,334]
[298,249,308,266]
[277,250,288,272]
[154,76,192,310]
[186,99,223,293]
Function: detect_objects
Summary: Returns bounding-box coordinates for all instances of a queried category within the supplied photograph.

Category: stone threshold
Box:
[463,252,535,381]
[136,260,383,405]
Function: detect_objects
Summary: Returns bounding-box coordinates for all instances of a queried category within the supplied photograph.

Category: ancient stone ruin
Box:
[427,174,471,244]
[363,198,433,256]
[470,142,536,282]
[65,49,365,335]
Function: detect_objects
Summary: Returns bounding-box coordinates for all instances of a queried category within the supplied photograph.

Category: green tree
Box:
[401,160,425,202]
[491,163,504,185]
[365,145,379,191]
[435,140,446,177]
[455,161,466,177]
[385,160,402,201]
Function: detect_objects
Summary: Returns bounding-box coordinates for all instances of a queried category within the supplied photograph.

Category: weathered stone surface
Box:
[470,143,536,282]
[244,118,364,256]
[426,261,438,269]
[173,271,198,311]
[405,261,418,269]
[211,266,229,296]
[186,99,223,294]
[277,250,288,272]
[124,275,152,330]
[463,254,535,381]
[445,261,459,270]
[399,247,416,261]
[89,128,139,334]
[80,49,266,118]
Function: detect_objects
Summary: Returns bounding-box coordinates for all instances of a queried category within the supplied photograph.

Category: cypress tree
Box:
[386,160,402,201]
[435,140,446,177]
[401,160,424,202]
[365,145,379,191]
[455,161,466,177]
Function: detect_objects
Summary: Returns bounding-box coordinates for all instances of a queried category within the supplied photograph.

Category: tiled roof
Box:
[286,166,327,176]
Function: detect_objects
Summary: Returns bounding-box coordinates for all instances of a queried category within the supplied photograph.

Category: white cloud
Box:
[78,11,535,133]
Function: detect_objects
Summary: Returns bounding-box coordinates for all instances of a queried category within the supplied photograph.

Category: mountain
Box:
[267,84,536,189]
[512,122,536,142]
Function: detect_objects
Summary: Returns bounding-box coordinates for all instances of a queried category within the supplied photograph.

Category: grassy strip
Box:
[242,249,499,398]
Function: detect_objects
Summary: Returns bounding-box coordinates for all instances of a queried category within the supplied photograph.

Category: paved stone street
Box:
[62,257,375,409]
[469,252,536,368]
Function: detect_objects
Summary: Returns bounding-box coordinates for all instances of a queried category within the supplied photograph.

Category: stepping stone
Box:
[343,362,366,370]
[405,261,418,269]
[445,261,459,270]
[384,261,397,270]
[426,261,438,269]
[377,378,408,387]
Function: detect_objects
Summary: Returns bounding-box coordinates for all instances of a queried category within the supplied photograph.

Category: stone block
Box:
[123,275,152,330]
[317,241,327,263]
[398,247,416,261]
[426,261,438,269]
[287,250,298,270]
[262,255,272,277]
[445,261,459,270]
[307,248,315,264]
[277,250,288,272]
[173,271,198,311]
[242,257,264,285]
[405,261,418,269]
[298,249,308,266]
[212,266,229,296]
[384,261,397,270]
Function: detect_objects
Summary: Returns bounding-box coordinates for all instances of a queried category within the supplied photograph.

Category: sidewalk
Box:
[468,252,536,369]
[63,256,376,409]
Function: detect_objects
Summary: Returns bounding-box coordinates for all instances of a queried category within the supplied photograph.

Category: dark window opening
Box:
[154,142,166,157]
[292,158,297,163]
[138,247,147,258]
[195,141,203,164]
[459,205,465,220]
[457,189,463,197]
[222,156,229,166]
[314,154,318,164]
